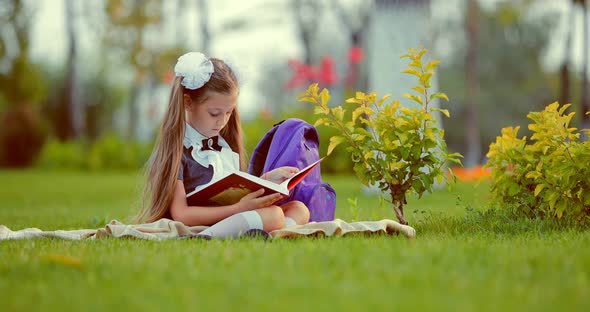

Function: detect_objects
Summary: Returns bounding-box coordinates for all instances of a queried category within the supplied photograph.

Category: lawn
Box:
[1,170,589,311]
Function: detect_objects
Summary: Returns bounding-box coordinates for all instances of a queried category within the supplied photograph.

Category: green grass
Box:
[1,170,589,311]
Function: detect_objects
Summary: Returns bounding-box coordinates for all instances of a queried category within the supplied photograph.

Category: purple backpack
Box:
[248,118,336,222]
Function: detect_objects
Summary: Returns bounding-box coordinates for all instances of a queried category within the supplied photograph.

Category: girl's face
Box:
[185,91,237,138]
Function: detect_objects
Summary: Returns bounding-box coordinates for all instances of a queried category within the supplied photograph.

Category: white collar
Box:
[181,123,240,190]
[183,123,230,149]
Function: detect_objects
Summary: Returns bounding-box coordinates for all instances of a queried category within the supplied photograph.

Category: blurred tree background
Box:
[439,1,558,165]
[0,0,588,172]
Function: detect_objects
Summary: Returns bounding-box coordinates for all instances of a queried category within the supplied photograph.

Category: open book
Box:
[186,158,324,206]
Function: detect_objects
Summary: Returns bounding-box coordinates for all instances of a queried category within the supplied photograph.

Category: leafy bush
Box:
[87,133,152,171]
[298,47,462,224]
[36,139,87,170]
[37,133,153,171]
[0,105,48,168]
[242,113,276,163]
[485,102,590,221]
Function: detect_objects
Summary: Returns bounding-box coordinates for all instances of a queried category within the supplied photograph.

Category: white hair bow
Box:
[174,52,214,90]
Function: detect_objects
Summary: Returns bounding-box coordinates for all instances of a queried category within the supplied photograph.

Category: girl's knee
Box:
[257,206,285,232]
[285,201,310,224]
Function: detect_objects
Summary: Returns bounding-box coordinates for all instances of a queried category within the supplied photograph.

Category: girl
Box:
[136,52,310,239]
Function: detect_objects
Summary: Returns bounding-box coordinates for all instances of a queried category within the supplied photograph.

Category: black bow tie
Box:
[201,136,222,152]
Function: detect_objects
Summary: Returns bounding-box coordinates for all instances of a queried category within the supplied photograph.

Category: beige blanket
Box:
[0,218,416,241]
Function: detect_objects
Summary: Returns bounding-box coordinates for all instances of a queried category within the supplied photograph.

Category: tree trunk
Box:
[64,0,82,139]
[12,0,27,55]
[197,0,210,54]
[580,0,589,139]
[292,0,320,66]
[464,0,481,166]
[392,202,408,225]
[331,0,371,92]
[389,184,408,225]
[127,78,141,141]
[560,2,575,106]
[126,0,143,141]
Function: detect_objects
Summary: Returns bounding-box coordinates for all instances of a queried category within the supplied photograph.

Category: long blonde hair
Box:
[136,58,244,223]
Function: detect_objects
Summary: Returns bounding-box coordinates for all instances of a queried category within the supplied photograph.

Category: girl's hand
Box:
[237,189,284,211]
[262,166,299,184]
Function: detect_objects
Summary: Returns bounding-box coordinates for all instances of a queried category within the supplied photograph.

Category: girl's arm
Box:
[169,180,283,226]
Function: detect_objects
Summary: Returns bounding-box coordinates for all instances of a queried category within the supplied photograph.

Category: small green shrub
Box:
[242,113,276,163]
[37,139,86,169]
[37,133,153,171]
[87,133,150,171]
[298,47,462,224]
[485,102,590,221]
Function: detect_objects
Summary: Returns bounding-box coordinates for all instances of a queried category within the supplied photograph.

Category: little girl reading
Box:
[136,52,310,238]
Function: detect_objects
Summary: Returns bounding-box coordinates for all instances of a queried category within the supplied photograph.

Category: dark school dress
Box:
[177,146,215,195]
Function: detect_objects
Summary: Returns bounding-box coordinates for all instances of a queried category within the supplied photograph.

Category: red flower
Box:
[349,46,364,64]
[318,56,337,86]
[286,55,341,89]
[286,59,316,90]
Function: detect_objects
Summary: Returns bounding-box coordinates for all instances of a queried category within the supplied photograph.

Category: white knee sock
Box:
[199,211,263,239]
[284,217,297,228]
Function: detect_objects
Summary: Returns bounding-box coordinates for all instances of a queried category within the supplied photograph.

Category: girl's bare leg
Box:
[280,201,310,226]
[255,201,309,232]
[255,206,285,232]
